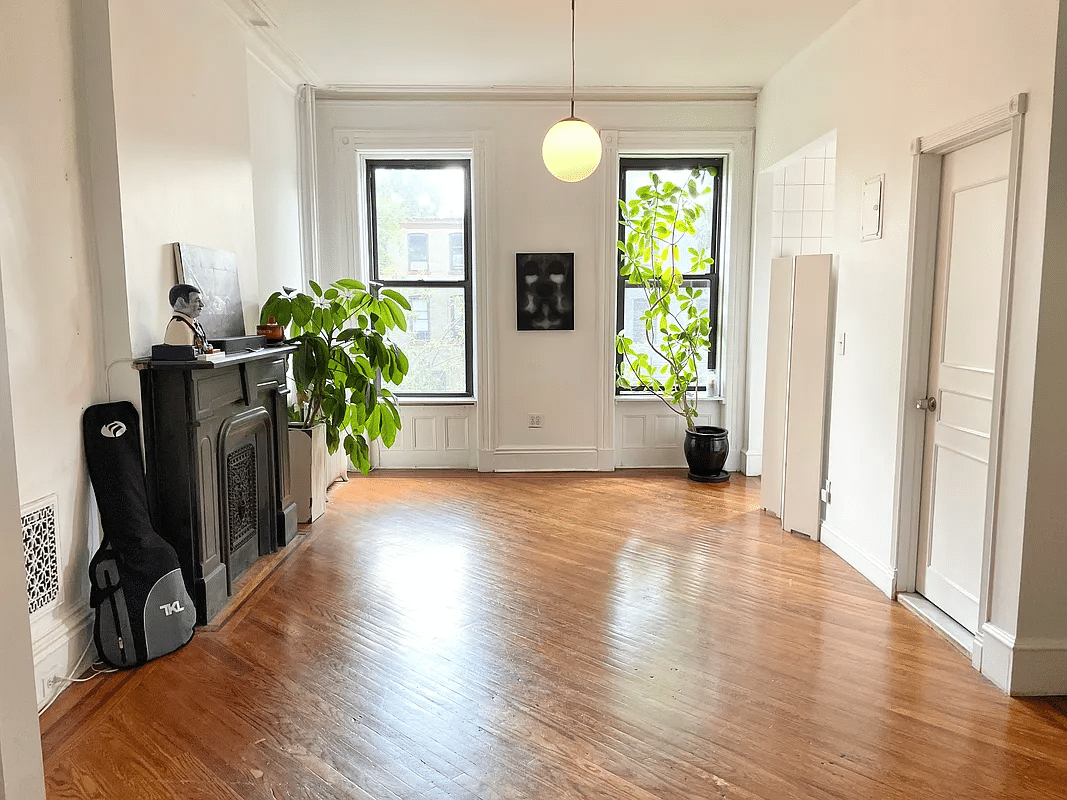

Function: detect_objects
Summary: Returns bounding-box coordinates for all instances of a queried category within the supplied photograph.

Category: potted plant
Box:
[615,168,729,482]
[261,279,411,519]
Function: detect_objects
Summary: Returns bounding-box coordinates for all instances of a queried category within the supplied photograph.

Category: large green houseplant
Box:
[261,279,410,476]
[615,167,729,481]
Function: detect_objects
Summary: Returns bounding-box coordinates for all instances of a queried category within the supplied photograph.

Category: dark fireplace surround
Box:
[136,347,297,624]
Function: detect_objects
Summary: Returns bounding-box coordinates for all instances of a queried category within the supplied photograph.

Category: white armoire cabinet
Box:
[761,254,833,538]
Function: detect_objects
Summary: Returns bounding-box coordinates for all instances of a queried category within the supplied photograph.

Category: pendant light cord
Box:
[570,0,576,117]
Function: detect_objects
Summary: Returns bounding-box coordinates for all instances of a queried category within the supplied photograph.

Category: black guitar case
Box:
[82,402,195,668]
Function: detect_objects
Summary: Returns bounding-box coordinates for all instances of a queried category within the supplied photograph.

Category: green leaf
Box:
[292,294,314,327]
[366,405,382,440]
[379,298,404,330]
[379,412,397,447]
[309,280,323,297]
[381,288,411,310]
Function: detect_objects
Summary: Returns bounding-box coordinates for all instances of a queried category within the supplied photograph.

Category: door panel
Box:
[940,180,1006,372]
[916,132,1009,634]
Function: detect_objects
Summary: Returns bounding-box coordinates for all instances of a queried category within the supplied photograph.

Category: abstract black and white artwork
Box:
[172,242,245,339]
[516,252,574,331]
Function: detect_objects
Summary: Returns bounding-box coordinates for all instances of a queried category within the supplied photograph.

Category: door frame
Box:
[892,94,1027,665]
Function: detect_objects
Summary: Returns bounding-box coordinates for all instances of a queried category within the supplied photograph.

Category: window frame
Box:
[365,158,474,398]
[615,155,725,396]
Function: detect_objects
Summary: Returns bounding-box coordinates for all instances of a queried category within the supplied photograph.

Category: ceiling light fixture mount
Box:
[541,0,602,183]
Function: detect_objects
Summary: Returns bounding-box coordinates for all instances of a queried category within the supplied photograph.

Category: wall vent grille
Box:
[226,443,258,552]
[22,496,59,614]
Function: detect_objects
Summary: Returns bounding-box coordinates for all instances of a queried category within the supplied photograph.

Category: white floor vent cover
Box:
[22,495,59,614]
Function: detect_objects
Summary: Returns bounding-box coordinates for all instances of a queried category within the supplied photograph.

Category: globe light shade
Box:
[542,117,602,182]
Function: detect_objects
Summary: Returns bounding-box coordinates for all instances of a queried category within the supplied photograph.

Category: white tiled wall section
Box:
[771,142,836,258]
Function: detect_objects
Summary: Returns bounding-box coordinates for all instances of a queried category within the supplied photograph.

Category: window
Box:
[367,159,473,397]
[448,294,464,325]
[407,233,429,272]
[616,156,724,396]
[409,296,430,340]
[449,232,464,274]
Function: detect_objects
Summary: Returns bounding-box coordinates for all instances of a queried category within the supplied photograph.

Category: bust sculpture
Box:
[163,283,212,354]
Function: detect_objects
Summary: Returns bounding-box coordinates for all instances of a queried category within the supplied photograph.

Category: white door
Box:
[916,132,1010,634]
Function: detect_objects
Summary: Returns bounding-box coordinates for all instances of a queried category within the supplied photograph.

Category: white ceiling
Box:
[233,0,861,92]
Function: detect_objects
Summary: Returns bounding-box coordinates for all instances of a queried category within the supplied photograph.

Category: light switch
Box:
[837,331,846,355]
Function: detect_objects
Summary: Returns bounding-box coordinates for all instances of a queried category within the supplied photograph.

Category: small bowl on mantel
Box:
[256,316,285,344]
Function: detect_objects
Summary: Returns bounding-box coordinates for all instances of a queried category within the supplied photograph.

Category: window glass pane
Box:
[388,287,467,394]
[620,279,712,393]
[449,232,464,273]
[373,166,466,281]
[409,296,430,339]
[622,167,716,276]
[407,233,429,272]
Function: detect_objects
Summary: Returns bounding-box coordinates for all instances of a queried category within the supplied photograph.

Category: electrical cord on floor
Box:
[37,640,116,717]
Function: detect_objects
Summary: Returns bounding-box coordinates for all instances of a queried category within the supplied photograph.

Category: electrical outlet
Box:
[528,413,543,428]
[40,675,58,706]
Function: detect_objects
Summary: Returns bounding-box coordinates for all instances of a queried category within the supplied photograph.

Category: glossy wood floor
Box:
[41,471,1067,799]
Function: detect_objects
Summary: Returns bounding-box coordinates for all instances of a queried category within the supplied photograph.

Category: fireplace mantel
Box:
[135,346,298,624]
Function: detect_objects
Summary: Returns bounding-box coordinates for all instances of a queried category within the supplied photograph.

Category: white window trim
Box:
[333,129,497,466]
[597,129,754,473]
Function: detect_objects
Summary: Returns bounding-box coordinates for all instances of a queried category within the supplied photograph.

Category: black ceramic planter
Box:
[683,426,730,483]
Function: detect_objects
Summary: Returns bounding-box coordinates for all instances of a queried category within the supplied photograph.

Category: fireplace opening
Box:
[219,407,276,591]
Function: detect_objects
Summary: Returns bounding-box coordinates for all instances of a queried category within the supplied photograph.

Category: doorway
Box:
[894,95,1026,660]
[915,132,1010,634]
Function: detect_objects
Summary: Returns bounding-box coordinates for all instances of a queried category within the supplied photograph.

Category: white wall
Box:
[0,264,45,798]
[100,0,260,368]
[1,0,104,716]
[755,0,1062,692]
[316,98,755,471]
[0,1,53,769]
[2,0,287,715]
[746,135,838,477]
[1014,4,1067,692]
[246,51,302,302]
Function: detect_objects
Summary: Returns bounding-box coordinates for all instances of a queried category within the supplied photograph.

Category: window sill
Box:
[615,392,724,404]
[395,396,477,406]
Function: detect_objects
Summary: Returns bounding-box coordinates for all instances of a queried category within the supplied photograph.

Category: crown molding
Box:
[217,0,319,88]
[316,84,759,103]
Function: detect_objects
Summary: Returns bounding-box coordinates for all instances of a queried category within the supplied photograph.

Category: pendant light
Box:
[542,0,602,182]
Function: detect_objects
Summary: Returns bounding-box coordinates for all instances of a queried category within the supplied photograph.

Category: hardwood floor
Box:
[41,471,1067,799]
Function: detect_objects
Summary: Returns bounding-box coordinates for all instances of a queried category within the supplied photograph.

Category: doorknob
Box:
[916,396,937,411]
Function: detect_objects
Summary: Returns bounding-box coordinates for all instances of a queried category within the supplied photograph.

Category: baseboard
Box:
[615,449,687,468]
[597,448,616,471]
[376,451,477,469]
[492,446,600,472]
[977,623,1013,692]
[978,623,1067,695]
[740,449,762,476]
[33,607,94,710]
[819,520,897,598]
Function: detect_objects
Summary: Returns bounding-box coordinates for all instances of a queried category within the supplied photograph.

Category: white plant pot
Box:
[288,424,327,524]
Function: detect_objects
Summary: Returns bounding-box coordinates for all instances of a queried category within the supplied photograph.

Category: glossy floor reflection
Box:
[41,471,1067,799]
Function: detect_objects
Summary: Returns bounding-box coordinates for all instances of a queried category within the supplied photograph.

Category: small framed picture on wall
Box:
[516,252,574,331]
